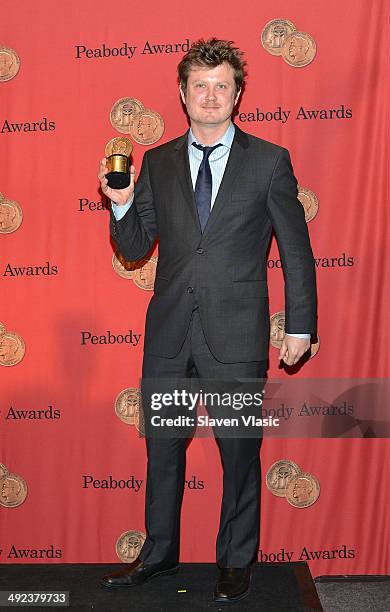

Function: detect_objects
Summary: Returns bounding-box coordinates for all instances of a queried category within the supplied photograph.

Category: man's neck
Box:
[190,120,232,145]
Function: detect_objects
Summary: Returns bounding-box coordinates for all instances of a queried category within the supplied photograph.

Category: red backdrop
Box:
[1,0,389,577]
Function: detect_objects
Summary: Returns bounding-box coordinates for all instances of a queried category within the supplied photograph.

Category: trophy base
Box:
[106,172,130,189]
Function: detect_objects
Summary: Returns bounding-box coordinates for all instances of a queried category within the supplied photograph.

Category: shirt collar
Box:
[188,122,235,149]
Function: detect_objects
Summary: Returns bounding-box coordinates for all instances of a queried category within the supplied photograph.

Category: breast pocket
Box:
[231,178,262,200]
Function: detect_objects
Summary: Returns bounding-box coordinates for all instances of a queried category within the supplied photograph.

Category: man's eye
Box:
[217,84,226,89]
[195,83,205,88]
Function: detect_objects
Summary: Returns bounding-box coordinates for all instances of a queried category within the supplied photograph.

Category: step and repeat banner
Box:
[1,0,389,577]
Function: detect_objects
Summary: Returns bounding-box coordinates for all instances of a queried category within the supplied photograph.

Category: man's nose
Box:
[205,87,217,100]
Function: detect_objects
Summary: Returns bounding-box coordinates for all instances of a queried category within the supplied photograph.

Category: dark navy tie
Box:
[192,143,222,232]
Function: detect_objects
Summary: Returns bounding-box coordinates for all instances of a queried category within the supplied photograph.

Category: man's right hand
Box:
[98,158,136,205]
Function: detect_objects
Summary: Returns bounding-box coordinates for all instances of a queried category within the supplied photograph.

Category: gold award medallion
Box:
[132,255,157,291]
[286,472,320,508]
[0,330,25,366]
[270,311,286,349]
[261,19,297,56]
[115,388,141,426]
[266,459,302,497]
[281,31,317,67]
[298,186,319,222]
[0,473,28,508]
[105,136,133,158]
[110,97,144,134]
[116,530,146,563]
[0,199,23,234]
[0,47,20,82]
[131,109,165,146]
[112,252,139,280]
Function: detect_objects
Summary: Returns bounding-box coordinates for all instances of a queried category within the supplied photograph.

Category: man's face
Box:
[180,63,240,130]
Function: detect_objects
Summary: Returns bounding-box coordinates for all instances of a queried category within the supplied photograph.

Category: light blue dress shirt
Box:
[110,122,310,340]
[187,121,235,206]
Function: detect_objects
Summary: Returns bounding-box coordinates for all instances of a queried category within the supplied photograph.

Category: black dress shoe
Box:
[101,558,179,588]
[213,567,251,602]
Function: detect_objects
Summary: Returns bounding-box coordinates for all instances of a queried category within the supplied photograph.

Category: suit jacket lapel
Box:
[202,126,250,239]
[173,131,202,233]
[172,125,250,239]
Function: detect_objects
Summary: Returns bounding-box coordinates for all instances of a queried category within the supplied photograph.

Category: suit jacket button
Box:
[196,248,204,254]
[187,287,194,293]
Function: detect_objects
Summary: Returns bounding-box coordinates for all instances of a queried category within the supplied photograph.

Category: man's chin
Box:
[194,116,230,127]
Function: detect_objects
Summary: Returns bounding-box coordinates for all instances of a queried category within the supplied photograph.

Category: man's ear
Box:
[179,84,186,105]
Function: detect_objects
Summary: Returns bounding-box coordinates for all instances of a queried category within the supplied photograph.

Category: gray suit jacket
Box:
[110,125,317,362]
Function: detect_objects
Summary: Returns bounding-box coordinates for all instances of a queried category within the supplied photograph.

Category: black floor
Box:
[315,576,390,612]
[0,562,322,611]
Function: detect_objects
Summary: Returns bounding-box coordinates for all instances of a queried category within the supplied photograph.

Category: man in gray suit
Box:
[99,38,317,603]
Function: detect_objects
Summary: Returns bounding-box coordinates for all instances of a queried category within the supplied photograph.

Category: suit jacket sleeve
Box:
[266,148,317,335]
[109,152,158,261]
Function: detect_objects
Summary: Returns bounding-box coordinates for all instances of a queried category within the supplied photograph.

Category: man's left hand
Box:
[279,336,311,366]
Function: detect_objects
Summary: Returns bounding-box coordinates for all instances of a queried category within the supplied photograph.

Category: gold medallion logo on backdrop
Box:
[0,464,28,508]
[132,255,157,290]
[0,46,20,82]
[0,323,26,366]
[112,252,138,279]
[261,18,297,55]
[110,97,165,145]
[297,186,319,222]
[116,530,146,563]
[115,388,145,435]
[0,194,23,234]
[266,459,302,497]
[286,473,321,507]
[131,110,165,146]
[112,253,157,291]
[261,19,317,67]
[266,461,320,508]
[110,98,145,133]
